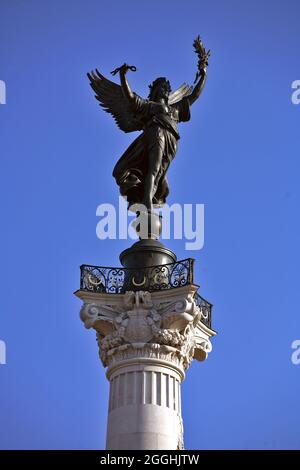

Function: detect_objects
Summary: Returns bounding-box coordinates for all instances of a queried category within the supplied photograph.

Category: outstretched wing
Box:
[87,69,143,133]
[168,83,193,105]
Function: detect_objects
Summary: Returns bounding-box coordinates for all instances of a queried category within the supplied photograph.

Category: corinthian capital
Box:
[76,285,216,371]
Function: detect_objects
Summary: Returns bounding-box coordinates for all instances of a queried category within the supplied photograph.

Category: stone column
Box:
[76,285,216,450]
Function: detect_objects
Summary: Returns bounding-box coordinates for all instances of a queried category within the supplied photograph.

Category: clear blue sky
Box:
[0,0,299,450]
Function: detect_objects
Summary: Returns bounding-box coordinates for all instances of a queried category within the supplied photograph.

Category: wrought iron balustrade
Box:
[80,259,213,328]
[80,259,194,294]
[194,292,212,329]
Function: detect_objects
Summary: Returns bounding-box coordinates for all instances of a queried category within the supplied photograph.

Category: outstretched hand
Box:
[111,63,137,76]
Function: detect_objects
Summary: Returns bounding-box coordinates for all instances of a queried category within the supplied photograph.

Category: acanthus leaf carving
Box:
[79,290,213,368]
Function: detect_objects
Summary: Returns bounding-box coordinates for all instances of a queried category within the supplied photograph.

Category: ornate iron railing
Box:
[80,258,194,294]
[80,259,213,328]
[194,292,212,329]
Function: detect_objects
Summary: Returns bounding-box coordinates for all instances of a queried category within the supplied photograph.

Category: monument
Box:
[75,36,216,450]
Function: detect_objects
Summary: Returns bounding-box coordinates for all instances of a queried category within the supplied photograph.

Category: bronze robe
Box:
[113,95,190,207]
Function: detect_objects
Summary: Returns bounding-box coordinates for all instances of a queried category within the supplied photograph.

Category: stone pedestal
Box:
[76,285,216,450]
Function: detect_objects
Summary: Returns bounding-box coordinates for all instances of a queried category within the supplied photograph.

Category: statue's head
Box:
[148,77,171,102]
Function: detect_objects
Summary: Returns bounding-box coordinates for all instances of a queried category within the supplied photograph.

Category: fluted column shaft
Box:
[106,361,183,449]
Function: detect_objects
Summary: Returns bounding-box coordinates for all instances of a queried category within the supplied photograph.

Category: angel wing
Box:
[87,69,143,133]
[168,83,193,105]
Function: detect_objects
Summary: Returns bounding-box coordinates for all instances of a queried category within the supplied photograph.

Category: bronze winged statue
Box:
[87,36,210,212]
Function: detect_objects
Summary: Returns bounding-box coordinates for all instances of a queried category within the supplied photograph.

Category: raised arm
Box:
[188,36,210,106]
[111,63,136,103]
[188,68,207,106]
[120,69,135,102]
